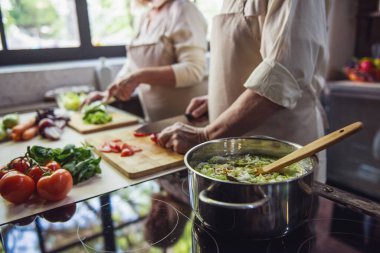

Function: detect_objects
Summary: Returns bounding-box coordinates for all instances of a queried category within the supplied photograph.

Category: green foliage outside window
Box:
[5,0,62,38]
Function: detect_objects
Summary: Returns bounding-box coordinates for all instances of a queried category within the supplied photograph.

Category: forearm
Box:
[135,66,176,88]
[206,89,284,139]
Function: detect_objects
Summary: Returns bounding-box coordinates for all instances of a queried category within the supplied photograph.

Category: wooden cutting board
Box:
[68,111,139,134]
[85,130,184,179]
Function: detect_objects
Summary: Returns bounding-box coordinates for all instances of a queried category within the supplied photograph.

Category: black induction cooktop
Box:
[1,171,380,253]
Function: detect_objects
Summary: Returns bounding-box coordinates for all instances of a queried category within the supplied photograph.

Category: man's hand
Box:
[185,95,208,122]
[157,122,209,154]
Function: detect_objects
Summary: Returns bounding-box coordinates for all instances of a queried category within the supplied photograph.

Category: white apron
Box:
[208,0,326,182]
[127,17,207,122]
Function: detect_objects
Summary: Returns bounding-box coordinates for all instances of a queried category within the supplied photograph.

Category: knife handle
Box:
[185,113,208,122]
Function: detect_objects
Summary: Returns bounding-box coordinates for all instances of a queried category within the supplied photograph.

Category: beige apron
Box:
[127,17,207,122]
[208,0,326,182]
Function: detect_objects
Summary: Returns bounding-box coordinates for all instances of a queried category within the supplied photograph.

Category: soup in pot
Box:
[195,154,306,183]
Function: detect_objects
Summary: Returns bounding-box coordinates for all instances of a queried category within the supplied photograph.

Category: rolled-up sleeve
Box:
[244,0,327,109]
[169,2,208,88]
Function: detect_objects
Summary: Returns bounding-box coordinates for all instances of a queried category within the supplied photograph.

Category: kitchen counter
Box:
[1,110,380,252]
[0,110,184,225]
[1,171,380,253]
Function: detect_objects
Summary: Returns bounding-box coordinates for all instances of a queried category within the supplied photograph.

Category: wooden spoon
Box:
[260,121,363,174]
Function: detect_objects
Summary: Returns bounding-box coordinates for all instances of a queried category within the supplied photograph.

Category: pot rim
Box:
[184,136,317,186]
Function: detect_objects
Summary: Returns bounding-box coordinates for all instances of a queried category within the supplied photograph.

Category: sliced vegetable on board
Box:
[98,139,142,157]
[82,101,112,125]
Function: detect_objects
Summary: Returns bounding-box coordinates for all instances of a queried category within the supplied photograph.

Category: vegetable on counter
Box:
[58,92,86,111]
[27,144,102,184]
[0,113,20,142]
[36,109,70,140]
[4,109,69,142]
[11,117,36,142]
[82,101,112,125]
[0,144,101,204]
[2,114,19,129]
[0,123,6,142]
[0,171,35,204]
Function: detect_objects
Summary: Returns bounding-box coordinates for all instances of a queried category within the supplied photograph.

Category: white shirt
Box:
[242,0,328,109]
[118,0,208,88]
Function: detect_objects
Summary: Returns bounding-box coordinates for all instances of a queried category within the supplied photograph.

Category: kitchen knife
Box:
[134,114,194,134]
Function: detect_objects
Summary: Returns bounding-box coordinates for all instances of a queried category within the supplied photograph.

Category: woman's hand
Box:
[157,122,209,154]
[185,96,208,122]
[81,91,106,107]
[113,71,142,101]
[81,84,118,107]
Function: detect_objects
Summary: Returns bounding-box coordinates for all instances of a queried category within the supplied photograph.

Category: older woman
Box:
[84,0,208,122]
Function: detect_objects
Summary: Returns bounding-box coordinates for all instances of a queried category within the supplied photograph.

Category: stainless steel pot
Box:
[185,137,317,238]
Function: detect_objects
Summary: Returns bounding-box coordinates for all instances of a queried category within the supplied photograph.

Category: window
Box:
[2,0,80,50]
[0,0,220,66]
[87,0,136,47]
[0,0,129,65]
[191,0,222,39]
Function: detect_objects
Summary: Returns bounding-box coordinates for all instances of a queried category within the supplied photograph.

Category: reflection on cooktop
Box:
[0,172,380,253]
[193,217,380,253]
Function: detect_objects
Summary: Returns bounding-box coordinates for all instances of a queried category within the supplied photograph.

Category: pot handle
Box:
[199,188,269,210]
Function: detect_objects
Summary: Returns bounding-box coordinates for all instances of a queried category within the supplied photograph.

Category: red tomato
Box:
[37,169,73,202]
[0,166,11,179]
[150,134,158,144]
[9,158,30,174]
[121,148,134,157]
[41,203,77,223]
[45,161,61,171]
[0,171,35,204]
[133,132,151,137]
[28,166,51,184]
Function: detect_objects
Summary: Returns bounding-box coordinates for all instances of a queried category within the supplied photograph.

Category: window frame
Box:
[0,0,126,66]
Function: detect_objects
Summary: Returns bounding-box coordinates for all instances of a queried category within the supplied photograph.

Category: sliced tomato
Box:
[133,132,151,137]
[121,142,132,150]
[131,146,142,152]
[99,143,112,153]
[121,148,134,157]
[112,139,122,142]
[109,141,122,153]
[150,134,158,144]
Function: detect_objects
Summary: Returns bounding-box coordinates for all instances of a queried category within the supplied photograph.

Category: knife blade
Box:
[134,114,193,134]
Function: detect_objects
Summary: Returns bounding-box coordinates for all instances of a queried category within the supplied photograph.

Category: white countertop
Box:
[0,110,185,225]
